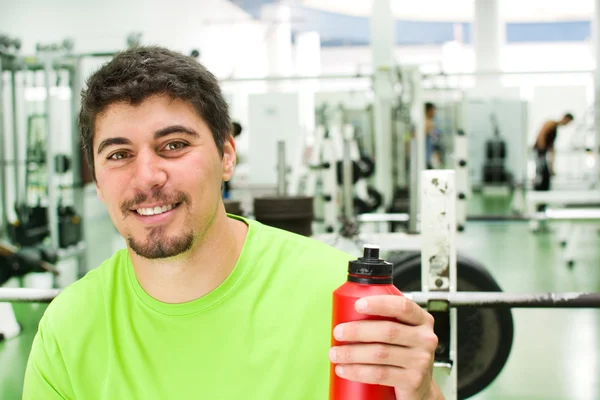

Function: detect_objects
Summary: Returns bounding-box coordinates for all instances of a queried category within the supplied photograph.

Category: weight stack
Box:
[253,196,314,237]
[454,132,469,232]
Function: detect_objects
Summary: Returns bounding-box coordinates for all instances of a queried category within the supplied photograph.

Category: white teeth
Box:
[136,204,175,216]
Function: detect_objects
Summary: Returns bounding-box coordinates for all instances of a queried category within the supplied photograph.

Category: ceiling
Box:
[298,0,594,22]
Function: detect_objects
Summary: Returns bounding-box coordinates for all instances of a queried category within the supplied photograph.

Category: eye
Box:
[164,141,187,151]
[108,151,129,160]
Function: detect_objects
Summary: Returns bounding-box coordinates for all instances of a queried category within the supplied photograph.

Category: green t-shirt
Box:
[23,216,353,399]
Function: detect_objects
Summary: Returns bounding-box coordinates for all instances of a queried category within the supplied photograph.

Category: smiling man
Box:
[23,46,442,400]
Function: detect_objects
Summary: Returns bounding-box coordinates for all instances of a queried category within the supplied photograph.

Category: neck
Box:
[128,209,248,304]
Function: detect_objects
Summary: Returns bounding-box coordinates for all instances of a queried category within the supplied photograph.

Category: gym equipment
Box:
[10,286,597,307]
[390,251,513,399]
[335,156,375,185]
[353,186,383,215]
[224,200,244,216]
[253,139,314,236]
[8,205,50,246]
[0,35,21,52]
[58,205,82,248]
[454,131,469,232]
[253,196,314,237]
[0,241,59,286]
[35,38,74,53]
[481,114,511,186]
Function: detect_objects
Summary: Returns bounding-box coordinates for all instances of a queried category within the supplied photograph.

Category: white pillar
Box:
[261,3,293,92]
[370,0,395,209]
[595,0,600,178]
[295,31,321,137]
[473,0,504,90]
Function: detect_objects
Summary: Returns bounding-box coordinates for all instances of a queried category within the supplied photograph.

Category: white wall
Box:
[1,0,269,79]
[320,41,595,75]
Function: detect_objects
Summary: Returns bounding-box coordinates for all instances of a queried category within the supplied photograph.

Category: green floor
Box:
[1,194,599,399]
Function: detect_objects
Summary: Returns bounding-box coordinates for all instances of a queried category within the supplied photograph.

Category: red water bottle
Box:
[329,244,403,400]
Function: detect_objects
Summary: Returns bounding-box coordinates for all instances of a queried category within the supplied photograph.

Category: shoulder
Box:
[251,219,353,261]
[41,249,127,333]
[246,219,353,280]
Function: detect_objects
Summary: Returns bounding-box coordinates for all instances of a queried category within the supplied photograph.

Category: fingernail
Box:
[333,325,344,340]
[355,298,368,312]
[335,365,345,377]
[329,348,337,362]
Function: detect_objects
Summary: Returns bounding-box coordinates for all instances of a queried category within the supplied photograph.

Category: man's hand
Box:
[329,295,442,400]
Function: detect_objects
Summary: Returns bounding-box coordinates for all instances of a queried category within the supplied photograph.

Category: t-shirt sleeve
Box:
[22,314,75,400]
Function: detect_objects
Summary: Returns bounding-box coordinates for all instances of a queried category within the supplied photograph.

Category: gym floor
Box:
[1,193,599,400]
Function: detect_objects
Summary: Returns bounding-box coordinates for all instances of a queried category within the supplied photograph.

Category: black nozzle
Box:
[363,245,379,260]
[348,244,393,284]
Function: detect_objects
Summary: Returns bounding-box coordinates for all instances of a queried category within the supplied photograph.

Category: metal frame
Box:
[421,169,458,398]
[0,55,8,238]
[4,287,599,308]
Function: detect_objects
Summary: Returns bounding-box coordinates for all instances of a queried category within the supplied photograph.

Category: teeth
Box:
[136,204,175,216]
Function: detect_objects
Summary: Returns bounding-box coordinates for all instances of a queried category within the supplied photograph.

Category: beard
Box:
[122,189,194,259]
[127,225,194,259]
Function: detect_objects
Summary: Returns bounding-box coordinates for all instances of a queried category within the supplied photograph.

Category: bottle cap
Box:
[348,244,393,277]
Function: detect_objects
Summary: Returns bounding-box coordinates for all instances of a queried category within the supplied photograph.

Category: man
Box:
[23,46,442,399]
[533,113,574,191]
[425,102,441,169]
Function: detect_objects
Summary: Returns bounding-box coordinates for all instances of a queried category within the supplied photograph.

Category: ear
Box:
[222,135,237,182]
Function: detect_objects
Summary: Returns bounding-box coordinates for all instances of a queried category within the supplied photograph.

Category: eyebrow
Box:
[154,125,199,140]
[96,125,200,155]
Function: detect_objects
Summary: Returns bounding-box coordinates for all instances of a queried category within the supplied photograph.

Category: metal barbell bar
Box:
[408,292,600,308]
[2,288,599,308]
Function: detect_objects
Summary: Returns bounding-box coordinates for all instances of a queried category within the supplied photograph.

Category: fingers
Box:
[333,320,437,349]
[354,295,434,327]
[333,363,431,394]
[329,343,434,370]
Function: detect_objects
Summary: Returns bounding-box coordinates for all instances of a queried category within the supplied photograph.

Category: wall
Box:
[319,41,595,74]
[1,0,269,79]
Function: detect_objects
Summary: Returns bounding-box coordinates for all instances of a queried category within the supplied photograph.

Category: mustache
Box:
[121,190,190,215]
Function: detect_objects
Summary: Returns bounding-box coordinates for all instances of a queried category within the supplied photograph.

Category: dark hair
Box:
[564,113,574,121]
[425,102,436,113]
[79,46,231,180]
[232,121,243,138]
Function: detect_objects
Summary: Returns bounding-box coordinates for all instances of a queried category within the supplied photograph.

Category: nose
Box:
[131,149,167,193]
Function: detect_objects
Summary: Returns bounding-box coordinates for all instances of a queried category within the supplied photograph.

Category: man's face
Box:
[427,107,436,119]
[560,117,573,126]
[93,94,236,259]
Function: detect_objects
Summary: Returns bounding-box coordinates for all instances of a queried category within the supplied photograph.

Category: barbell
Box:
[2,287,598,308]
[408,291,600,308]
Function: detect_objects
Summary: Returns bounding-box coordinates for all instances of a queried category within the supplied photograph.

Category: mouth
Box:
[132,202,182,217]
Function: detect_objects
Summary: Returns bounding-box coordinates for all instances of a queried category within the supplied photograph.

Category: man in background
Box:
[533,113,574,191]
[425,102,441,169]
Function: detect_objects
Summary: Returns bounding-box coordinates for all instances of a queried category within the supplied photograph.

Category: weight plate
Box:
[224,200,243,216]
[389,252,514,399]
[253,196,314,217]
[253,196,314,236]
[358,156,376,178]
[335,160,361,185]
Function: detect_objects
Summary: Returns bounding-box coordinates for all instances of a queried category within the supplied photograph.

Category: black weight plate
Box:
[486,141,506,159]
[253,196,314,236]
[390,252,514,399]
[224,200,243,216]
[358,156,375,178]
[335,160,361,185]
[253,196,313,216]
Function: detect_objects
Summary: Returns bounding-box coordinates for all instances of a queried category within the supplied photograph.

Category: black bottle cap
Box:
[348,244,393,278]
